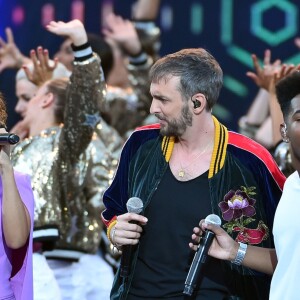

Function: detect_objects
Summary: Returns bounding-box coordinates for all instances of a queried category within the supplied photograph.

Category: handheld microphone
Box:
[0,133,20,145]
[120,197,144,278]
[183,214,221,296]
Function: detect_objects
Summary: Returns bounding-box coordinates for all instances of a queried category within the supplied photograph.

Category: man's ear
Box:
[191,93,206,113]
[280,123,289,143]
[41,92,54,108]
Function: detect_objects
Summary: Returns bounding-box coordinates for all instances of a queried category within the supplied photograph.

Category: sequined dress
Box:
[12,54,113,254]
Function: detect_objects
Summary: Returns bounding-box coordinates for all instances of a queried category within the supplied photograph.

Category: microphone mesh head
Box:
[126,197,144,214]
[205,214,221,226]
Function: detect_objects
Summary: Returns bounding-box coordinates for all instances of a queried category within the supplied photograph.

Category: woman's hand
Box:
[46,19,88,46]
[0,27,31,72]
[23,46,58,86]
[103,13,142,56]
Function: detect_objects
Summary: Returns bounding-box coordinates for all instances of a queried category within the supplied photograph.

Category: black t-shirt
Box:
[128,166,230,299]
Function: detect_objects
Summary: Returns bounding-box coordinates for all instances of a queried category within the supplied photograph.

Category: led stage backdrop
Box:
[0,0,300,130]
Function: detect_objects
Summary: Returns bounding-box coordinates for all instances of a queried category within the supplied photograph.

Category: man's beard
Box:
[158,104,193,137]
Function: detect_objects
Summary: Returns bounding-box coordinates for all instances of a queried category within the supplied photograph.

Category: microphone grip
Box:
[183,230,215,296]
[120,244,132,277]
[120,220,138,278]
[0,133,20,145]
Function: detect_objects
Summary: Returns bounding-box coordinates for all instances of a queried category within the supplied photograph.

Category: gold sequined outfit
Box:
[12,54,115,254]
[104,58,154,137]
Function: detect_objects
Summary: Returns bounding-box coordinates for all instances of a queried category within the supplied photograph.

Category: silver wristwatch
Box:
[231,242,248,265]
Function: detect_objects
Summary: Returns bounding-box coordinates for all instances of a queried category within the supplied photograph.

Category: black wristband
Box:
[71,41,90,51]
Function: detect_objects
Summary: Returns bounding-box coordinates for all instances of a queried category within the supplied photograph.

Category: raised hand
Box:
[0,27,30,72]
[272,63,300,86]
[46,19,88,46]
[103,13,142,56]
[246,49,281,91]
[23,46,58,86]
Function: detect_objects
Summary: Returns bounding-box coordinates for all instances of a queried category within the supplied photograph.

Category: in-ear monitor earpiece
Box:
[192,99,201,109]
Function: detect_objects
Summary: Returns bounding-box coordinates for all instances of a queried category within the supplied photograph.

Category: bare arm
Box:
[246,50,285,146]
[242,88,269,126]
[132,0,161,20]
[249,56,300,145]
[1,133,30,249]
[240,244,277,275]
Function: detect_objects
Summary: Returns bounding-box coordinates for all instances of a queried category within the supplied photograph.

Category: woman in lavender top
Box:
[0,92,34,300]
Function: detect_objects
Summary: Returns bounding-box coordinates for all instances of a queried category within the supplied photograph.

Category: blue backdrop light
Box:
[0,0,300,131]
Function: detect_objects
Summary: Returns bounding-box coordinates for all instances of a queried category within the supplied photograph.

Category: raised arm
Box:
[46,19,105,162]
[132,0,161,20]
[103,13,153,136]
[1,129,30,249]
[246,50,284,146]
[247,50,300,146]
[103,13,143,57]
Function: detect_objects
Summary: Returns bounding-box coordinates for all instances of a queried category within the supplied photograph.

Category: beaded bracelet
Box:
[231,242,248,265]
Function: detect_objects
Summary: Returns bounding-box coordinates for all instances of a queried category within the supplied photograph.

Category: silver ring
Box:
[111,225,122,249]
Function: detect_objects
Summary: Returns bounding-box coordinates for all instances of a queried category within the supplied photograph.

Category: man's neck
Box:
[176,115,215,153]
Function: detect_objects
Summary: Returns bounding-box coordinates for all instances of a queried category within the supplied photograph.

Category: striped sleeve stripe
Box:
[228,131,285,190]
[209,117,228,178]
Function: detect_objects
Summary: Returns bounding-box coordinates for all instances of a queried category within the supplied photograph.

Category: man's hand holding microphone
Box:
[109,197,148,277]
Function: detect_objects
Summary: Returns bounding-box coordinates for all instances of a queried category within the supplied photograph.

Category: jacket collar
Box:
[161,116,228,179]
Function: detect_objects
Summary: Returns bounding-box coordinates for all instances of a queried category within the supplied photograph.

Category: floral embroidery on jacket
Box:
[219,186,269,244]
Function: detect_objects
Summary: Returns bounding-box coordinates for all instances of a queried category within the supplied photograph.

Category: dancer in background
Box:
[11,20,114,299]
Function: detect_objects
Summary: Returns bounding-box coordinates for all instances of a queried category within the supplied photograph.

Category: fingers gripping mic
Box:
[183,214,221,296]
[120,197,144,278]
[0,133,20,145]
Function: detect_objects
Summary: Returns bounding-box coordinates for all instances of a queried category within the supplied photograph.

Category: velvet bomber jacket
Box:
[102,116,285,300]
